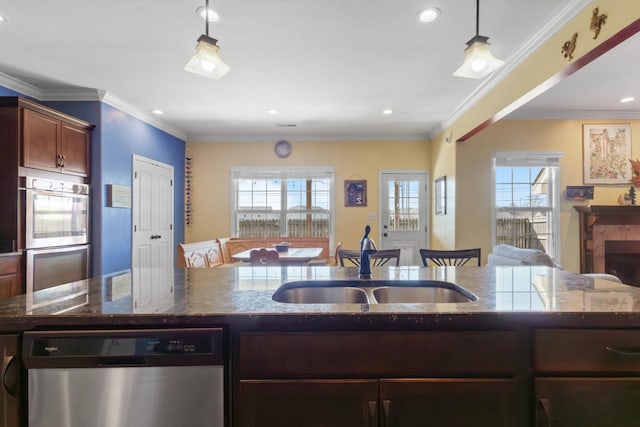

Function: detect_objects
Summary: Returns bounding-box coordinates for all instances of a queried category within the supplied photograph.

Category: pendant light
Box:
[453,0,504,79]
[184,0,230,80]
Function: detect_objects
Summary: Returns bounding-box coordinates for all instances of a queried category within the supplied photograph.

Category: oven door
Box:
[26,244,90,294]
[25,185,89,249]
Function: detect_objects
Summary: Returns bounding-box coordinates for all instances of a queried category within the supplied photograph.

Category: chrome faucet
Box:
[359,225,377,279]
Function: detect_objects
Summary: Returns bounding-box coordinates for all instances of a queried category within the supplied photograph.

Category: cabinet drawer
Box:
[0,256,19,275]
[535,329,640,373]
[239,331,526,379]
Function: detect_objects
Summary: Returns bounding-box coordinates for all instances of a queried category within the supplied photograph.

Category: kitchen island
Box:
[2,265,640,426]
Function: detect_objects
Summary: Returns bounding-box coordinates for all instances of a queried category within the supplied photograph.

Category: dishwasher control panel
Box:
[23,328,225,368]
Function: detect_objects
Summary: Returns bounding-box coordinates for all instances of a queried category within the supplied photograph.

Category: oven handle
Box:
[2,355,18,396]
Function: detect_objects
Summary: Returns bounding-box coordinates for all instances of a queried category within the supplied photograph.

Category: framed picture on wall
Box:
[435,176,446,215]
[344,180,367,207]
[583,124,632,184]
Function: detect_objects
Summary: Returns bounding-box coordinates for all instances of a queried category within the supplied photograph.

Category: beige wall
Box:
[456,119,639,273]
[185,140,430,253]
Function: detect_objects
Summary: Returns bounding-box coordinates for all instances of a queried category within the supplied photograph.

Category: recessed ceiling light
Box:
[266,108,280,115]
[150,109,164,115]
[196,6,221,22]
[416,7,441,23]
[382,108,393,115]
[620,96,635,103]
[0,15,8,23]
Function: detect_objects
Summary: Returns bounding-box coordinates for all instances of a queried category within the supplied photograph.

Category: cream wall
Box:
[185,140,430,253]
[429,134,456,249]
[456,119,639,273]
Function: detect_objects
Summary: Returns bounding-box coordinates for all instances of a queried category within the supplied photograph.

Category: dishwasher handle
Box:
[97,356,148,367]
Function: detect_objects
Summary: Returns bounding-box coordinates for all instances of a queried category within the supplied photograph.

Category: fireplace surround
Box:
[575,205,640,286]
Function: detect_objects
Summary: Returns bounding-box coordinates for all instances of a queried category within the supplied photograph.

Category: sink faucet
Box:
[359,225,377,279]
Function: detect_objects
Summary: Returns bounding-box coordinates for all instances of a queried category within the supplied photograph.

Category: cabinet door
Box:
[60,122,89,176]
[236,379,378,427]
[380,378,527,427]
[536,377,640,427]
[0,256,21,300]
[22,108,60,172]
[0,335,20,427]
[0,274,19,300]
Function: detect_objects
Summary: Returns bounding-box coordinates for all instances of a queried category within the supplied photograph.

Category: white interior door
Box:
[379,171,428,265]
[131,155,174,311]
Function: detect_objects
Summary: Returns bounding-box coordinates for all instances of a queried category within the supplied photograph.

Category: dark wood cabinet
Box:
[0,255,21,300]
[0,334,20,427]
[535,328,640,426]
[237,379,378,427]
[235,330,529,427]
[0,97,93,289]
[22,103,91,176]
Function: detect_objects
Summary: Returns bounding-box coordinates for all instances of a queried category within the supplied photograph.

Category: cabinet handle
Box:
[367,401,377,427]
[537,398,551,427]
[382,399,390,427]
[605,346,640,356]
[60,154,66,167]
[2,355,18,396]
[56,153,63,167]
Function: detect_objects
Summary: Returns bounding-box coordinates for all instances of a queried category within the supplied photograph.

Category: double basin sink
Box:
[272,280,478,304]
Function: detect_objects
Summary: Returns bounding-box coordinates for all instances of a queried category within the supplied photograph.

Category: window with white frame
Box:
[232,167,334,238]
[491,152,563,261]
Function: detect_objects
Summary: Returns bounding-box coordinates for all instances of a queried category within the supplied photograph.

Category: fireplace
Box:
[604,240,640,286]
[575,205,640,286]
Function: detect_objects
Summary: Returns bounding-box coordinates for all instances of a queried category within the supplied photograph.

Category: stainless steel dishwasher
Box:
[23,328,226,427]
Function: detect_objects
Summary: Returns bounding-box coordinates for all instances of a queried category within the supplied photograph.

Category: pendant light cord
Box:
[205,0,210,37]
[475,0,480,36]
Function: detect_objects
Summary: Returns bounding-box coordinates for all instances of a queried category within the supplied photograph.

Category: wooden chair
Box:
[249,248,280,266]
[371,249,401,266]
[337,244,401,267]
[337,242,362,267]
[419,248,481,267]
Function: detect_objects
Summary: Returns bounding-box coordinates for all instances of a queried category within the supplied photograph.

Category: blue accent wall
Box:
[99,103,185,275]
[3,88,186,276]
[42,101,186,276]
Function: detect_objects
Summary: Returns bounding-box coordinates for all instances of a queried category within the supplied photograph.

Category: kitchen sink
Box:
[271,280,477,304]
[371,286,476,303]
[272,286,369,304]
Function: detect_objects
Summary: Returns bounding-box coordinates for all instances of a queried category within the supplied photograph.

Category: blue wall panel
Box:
[100,103,185,275]
[4,90,186,276]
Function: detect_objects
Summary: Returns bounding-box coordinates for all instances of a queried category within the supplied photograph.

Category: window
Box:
[232,167,334,238]
[491,152,563,261]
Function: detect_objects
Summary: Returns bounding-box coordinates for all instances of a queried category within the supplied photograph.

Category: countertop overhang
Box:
[2,265,640,331]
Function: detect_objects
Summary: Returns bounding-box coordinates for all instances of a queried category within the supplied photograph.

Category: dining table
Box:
[231,247,324,265]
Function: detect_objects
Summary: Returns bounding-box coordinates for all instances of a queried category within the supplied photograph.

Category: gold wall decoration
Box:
[590,7,607,39]
[561,33,578,61]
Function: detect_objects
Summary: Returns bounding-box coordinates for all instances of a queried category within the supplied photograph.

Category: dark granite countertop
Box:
[1,265,640,331]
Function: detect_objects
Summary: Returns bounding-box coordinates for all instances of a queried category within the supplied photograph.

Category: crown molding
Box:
[0,72,186,141]
[0,71,43,98]
[437,0,593,138]
[100,92,187,140]
[187,132,429,143]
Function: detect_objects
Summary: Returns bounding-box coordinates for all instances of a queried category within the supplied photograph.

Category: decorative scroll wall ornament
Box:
[561,33,578,60]
[590,7,607,39]
[630,158,640,187]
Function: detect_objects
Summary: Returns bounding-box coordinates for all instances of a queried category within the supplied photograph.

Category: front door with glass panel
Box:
[379,172,428,265]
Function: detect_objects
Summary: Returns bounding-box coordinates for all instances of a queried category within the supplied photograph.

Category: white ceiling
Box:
[0,0,636,142]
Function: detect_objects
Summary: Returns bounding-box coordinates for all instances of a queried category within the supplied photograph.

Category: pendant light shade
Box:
[185,0,230,80]
[184,35,230,80]
[453,0,504,79]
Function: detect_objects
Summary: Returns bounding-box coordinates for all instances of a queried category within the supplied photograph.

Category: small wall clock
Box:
[274,140,292,158]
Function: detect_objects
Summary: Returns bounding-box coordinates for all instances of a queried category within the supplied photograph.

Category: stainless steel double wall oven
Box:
[22,176,90,303]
